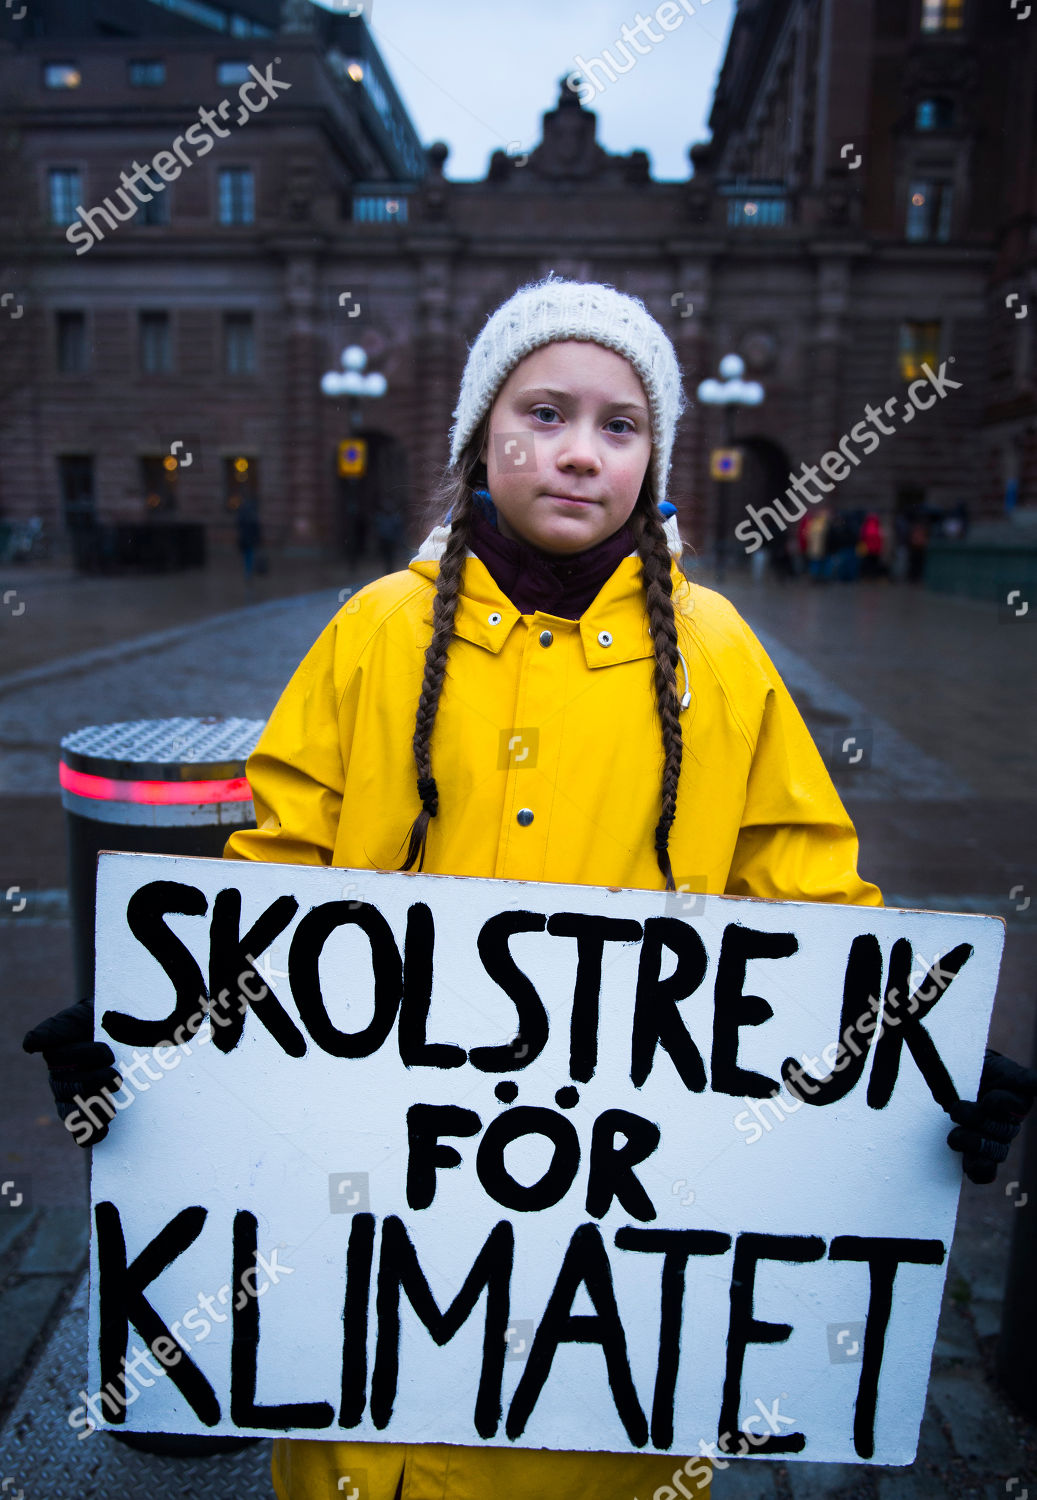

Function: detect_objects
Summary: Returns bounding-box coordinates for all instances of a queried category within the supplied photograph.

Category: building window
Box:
[216,59,251,85]
[898,321,942,381]
[727,197,786,227]
[224,455,259,511]
[44,62,81,89]
[49,168,82,225]
[129,59,166,86]
[138,183,170,226]
[56,311,88,373]
[139,311,172,374]
[352,195,408,224]
[219,167,255,224]
[921,0,964,32]
[140,455,179,512]
[224,312,256,375]
[915,97,955,130]
[906,178,953,241]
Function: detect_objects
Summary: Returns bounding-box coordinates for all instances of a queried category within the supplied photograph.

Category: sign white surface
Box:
[83,851,1004,1465]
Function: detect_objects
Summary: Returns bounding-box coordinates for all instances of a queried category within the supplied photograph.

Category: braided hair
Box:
[398,424,690,891]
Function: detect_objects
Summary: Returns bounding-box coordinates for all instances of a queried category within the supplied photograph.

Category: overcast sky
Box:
[314,0,738,182]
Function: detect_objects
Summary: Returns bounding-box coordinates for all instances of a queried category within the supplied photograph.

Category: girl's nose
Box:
[557,425,603,473]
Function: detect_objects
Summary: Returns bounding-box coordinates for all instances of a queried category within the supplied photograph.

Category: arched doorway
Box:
[335,428,410,569]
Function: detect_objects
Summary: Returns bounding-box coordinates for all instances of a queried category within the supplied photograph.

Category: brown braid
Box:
[398,440,486,871]
[398,434,692,891]
[628,499,686,892]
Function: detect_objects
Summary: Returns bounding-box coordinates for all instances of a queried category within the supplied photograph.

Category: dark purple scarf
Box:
[466,502,635,620]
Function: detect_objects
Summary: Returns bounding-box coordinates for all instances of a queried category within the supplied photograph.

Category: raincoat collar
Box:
[409,503,688,669]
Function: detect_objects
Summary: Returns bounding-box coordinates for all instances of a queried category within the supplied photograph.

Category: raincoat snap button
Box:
[517,808,534,827]
[539,630,553,647]
[488,612,502,626]
[597,630,613,647]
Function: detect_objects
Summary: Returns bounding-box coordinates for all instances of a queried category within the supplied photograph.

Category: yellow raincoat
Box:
[224,541,883,1500]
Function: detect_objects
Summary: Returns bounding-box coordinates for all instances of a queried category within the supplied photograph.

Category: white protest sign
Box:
[81,851,1003,1465]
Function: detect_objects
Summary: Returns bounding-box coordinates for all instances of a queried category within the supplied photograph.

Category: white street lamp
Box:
[696,353,767,580]
[320,344,388,401]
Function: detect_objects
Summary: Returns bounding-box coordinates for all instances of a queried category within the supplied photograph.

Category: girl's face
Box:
[478,340,653,555]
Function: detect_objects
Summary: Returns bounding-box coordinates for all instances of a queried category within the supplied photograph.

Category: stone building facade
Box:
[0,0,1033,560]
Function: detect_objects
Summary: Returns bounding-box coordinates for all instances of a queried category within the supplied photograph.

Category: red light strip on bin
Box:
[59,762,252,805]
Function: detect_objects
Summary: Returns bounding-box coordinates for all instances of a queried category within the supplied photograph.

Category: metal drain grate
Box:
[0,1271,274,1498]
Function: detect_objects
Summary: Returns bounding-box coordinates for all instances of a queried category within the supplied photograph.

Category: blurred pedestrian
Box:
[892,510,911,582]
[907,509,929,583]
[805,506,831,582]
[374,505,403,574]
[766,525,794,583]
[859,511,885,579]
[795,512,811,578]
[829,509,859,583]
[236,496,262,587]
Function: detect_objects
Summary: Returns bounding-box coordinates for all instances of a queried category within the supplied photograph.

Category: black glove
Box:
[22,998,122,1148]
[947,1049,1037,1185]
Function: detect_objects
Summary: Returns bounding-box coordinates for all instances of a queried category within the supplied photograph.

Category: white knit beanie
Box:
[449,275,687,506]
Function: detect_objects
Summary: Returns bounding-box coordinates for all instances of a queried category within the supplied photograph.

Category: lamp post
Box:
[696,353,764,582]
[321,345,388,555]
[321,343,388,430]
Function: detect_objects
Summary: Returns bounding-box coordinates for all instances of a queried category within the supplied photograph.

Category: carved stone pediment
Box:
[527,78,611,181]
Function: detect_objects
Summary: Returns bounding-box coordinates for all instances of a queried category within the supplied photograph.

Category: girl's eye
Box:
[531,405,559,423]
[606,418,635,435]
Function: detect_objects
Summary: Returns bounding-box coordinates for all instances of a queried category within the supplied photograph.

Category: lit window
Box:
[906,179,953,241]
[49,168,82,226]
[56,311,88,374]
[139,311,172,374]
[217,59,251,85]
[129,60,166,87]
[219,167,255,224]
[921,0,964,32]
[44,63,81,89]
[898,321,941,381]
[915,98,955,130]
[352,195,408,224]
[224,312,256,375]
[727,197,786,227]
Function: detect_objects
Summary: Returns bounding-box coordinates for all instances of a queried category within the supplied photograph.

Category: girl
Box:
[221,274,887,1500]
[25,276,1034,1500]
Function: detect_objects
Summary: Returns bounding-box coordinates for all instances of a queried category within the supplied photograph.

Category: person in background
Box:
[859,510,885,579]
[907,508,929,583]
[236,495,262,589]
[374,504,403,575]
[805,505,831,582]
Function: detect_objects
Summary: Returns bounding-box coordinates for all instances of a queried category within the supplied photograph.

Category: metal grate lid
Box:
[60,716,267,782]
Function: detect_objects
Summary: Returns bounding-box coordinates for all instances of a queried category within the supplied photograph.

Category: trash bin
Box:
[59,715,266,1458]
[59,716,265,1004]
